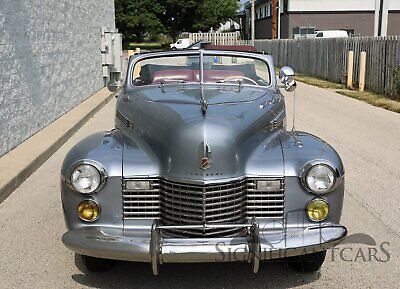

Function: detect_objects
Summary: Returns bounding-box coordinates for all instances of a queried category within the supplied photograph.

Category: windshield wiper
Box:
[159,79,187,92]
[216,79,244,92]
[159,79,187,86]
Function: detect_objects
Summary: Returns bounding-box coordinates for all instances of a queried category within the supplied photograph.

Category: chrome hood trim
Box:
[120,86,285,181]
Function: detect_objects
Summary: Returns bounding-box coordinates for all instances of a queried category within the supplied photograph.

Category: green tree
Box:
[157,0,198,41]
[115,0,164,43]
[115,0,239,42]
[193,0,239,32]
[159,0,239,40]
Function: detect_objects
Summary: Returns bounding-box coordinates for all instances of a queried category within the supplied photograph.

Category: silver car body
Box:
[61,50,346,274]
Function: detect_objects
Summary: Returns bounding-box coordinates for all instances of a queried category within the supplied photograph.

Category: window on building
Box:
[265,6,267,17]
[259,7,263,19]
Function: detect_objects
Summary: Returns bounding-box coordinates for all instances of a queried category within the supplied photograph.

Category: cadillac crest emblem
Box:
[199,141,212,170]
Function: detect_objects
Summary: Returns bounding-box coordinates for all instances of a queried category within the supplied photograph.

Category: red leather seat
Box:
[203,70,244,82]
[192,70,245,82]
[152,69,195,83]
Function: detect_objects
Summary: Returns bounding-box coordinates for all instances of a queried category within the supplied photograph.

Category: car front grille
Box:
[123,178,284,237]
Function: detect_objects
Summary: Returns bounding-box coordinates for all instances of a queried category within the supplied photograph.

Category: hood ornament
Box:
[198,141,212,170]
[200,98,208,114]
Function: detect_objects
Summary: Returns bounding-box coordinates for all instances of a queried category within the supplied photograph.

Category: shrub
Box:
[392,66,400,101]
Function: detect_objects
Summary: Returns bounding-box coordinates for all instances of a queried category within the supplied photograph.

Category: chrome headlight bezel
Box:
[301,162,337,195]
[66,160,107,194]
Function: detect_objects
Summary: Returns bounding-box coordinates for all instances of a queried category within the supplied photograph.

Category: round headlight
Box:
[307,198,329,222]
[305,164,336,194]
[70,164,102,194]
[77,200,100,222]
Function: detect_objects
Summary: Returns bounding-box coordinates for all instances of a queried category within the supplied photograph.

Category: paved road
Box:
[0,82,399,288]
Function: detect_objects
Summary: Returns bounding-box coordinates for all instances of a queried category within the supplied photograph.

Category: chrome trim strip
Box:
[116,111,132,128]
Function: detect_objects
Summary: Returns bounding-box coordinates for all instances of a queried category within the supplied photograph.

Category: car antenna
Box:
[291,89,303,147]
[200,50,208,115]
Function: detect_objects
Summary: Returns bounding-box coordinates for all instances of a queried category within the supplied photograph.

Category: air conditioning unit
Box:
[101,27,123,85]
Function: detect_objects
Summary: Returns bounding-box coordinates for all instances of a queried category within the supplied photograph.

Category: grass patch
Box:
[336,90,400,113]
[275,68,400,113]
[274,68,343,89]
[295,74,344,90]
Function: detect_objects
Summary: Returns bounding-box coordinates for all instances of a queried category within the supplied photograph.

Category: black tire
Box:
[81,255,113,272]
[288,250,326,273]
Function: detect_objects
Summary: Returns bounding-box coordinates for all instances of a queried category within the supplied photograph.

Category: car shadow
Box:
[72,255,320,289]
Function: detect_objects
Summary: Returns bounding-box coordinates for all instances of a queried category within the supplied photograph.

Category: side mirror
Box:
[279,66,297,92]
[107,80,123,93]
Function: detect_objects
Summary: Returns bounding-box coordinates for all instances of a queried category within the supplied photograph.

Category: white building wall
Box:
[388,0,400,10]
[288,0,400,12]
[288,0,376,12]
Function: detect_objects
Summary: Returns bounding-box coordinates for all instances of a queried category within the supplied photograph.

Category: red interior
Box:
[152,69,245,83]
[203,70,244,82]
[152,69,195,84]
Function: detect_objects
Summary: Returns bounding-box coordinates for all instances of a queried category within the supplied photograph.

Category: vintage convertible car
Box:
[61,49,347,274]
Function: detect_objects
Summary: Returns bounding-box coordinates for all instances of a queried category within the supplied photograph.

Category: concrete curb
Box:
[0,87,119,204]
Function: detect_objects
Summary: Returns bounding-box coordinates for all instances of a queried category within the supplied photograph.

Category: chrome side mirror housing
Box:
[279,66,297,92]
[107,79,123,93]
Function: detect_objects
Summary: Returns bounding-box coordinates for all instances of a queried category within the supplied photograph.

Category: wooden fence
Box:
[253,37,400,99]
[188,32,241,46]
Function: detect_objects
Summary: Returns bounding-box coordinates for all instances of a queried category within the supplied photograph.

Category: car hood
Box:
[120,86,285,182]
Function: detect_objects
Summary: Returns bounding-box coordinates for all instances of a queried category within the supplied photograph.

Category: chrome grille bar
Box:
[122,179,160,219]
[123,177,285,236]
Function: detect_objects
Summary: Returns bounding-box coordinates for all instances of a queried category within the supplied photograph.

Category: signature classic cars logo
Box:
[199,141,212,170]
[214,217,391,264]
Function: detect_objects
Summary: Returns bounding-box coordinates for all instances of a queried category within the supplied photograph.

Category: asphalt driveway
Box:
[0,82,399,288]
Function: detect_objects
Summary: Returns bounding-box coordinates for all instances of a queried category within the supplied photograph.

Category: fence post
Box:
[359,51,367,92]
[347,51,354,89]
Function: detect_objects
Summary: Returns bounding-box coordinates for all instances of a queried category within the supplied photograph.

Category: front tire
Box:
[288,250,326,272]
[81,255,113,272]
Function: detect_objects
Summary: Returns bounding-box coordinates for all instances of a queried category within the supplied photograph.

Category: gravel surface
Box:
[0,82,399,288]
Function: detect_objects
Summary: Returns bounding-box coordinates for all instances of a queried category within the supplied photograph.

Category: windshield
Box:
[203,55,270,86]
[132,54,270,87]
[132,55,200,86]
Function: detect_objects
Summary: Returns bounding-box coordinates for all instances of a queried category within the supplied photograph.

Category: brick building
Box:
[243,0,400,39]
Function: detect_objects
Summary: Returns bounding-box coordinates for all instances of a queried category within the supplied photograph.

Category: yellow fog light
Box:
[307,199,329,222]
[77,200,100,222]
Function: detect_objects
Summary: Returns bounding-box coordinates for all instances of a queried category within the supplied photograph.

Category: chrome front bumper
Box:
[62,221,347,275]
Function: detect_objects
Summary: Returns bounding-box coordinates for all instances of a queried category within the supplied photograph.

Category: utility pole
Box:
[375,0,389,37]
[277,0,281,39]
[251,0,255,44]
[381,0,389,36]
[272,0,278,39]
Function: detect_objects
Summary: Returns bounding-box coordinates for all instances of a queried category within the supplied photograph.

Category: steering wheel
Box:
[222,76,259,86]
